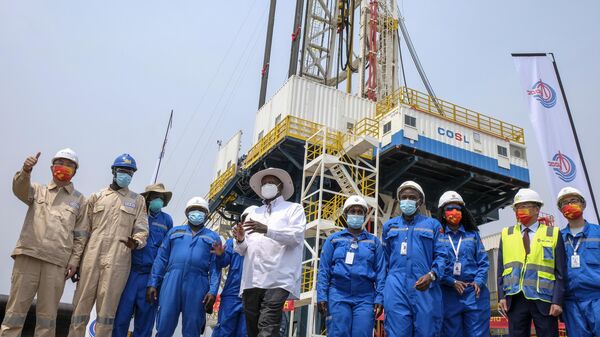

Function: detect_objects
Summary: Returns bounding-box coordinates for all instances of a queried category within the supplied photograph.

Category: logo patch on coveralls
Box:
[68,201,80,209]
[123,201,136,208]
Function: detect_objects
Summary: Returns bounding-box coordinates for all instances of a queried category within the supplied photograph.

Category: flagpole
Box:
[152,110,174,184]
[548,53,600,221]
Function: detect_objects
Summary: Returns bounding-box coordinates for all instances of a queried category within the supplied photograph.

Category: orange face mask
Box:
[445,209,462,226]
[52,165,74,182]
[516,208,533,224]
[561,204,583,220]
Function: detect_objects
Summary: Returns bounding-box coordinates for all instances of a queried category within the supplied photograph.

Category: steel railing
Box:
[207,164,237,200]
[376,86,525,144]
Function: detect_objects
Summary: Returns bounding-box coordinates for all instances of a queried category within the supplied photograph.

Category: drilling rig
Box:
[207,1,529,336]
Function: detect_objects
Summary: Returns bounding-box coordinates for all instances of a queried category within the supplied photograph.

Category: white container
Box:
[252,75,376,144]
[379,106,529,173]
[214,130,242,178]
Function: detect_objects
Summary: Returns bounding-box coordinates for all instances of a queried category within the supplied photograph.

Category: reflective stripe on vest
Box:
[501,223,559,303]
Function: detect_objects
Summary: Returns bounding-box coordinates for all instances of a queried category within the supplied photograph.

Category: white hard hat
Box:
[557,187,585,206]
[52,148,79,168]
[343,195,369,213]
[242,205,259,217]
[185,196,209,213]
[513,188,544,207]
[397,181,425,200]
[438,191,465,208]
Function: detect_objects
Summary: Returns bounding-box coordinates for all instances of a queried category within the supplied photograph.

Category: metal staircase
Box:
[294,120,380,337]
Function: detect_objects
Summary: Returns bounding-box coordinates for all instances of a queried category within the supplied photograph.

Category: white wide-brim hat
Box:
[249,168,294,201]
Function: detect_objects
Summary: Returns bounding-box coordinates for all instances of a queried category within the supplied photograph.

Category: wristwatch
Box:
[428,271,436,281]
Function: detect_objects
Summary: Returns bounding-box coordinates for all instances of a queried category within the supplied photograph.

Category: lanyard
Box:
[568,237,582,255]
[449,234,463,261]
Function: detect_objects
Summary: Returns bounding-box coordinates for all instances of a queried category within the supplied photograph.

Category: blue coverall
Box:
[382,213,447,337]
[561,221,600,337]
[316,229,386,337]
[148,225,221,337]
[440,226,490,337]
[212,238,247,337]
[113,211,173,337]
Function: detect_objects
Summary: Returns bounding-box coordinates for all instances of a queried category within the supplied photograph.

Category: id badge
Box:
[571,254,581,268]
[453,262,462,276]
[345,251,355,265]
[400,241,408,255]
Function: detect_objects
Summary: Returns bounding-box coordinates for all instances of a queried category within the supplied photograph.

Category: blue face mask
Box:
[400,199,418,216]
[347,214,365,229]
[148,198,164,213]
[188,210,206,226]
[115,172,132,188]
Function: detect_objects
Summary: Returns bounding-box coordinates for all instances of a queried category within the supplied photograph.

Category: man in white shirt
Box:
[233,168,306,337]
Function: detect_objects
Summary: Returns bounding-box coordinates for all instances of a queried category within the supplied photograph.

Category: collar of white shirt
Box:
[521,221,539,234]
[263,195,284,206]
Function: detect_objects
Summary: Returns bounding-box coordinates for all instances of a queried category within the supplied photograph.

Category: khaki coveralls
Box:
[67,187,147,337]
[1,170,87,337]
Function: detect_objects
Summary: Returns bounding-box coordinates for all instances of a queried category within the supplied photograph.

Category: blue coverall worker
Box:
[316,195,386,337]
[211,205,258,337]
[147,196,221,337]
[382,181,448,337]
[437,191,490,337]
[557,187,600,337]
[113,183,174,337]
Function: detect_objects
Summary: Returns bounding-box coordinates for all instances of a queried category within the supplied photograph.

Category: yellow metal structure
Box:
[376,86,525,144]
[244,116,326,169]
[208,115,381,205]
[208,85,525,204]
[207,164,237,200]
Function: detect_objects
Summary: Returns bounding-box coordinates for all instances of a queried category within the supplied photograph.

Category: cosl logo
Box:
[437,127,470,144]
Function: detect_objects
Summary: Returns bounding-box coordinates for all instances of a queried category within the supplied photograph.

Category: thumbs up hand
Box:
[23,152,41,173]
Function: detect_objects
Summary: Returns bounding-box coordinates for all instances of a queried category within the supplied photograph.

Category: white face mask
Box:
[261,183,279,199]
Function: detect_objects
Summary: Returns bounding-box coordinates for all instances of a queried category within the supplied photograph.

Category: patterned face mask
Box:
[52,165,75,182]
[516,208,533,224]
[561,203,583,220]
[445,209,462,226]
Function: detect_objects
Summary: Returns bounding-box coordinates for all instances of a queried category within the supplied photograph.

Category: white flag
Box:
[513,54,598,225]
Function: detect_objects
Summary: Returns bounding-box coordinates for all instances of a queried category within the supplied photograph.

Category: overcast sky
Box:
[1,0,599,325]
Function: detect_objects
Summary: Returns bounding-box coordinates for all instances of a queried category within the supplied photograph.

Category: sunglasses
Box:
[444,205,462,211]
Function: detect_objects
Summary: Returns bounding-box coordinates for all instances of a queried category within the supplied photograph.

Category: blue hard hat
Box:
[111,153,137,171]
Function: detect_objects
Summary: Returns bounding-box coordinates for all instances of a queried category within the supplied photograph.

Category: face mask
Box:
[561,204,583,220]
[516,208,533,224]
[148,198,164,213]
[261,183,279,199]
[52,165,74,182]
[188,210,206,226]
[445,209,462,226]
[115,172,132,188]
[347,214,365,229]
[400,199,417,216]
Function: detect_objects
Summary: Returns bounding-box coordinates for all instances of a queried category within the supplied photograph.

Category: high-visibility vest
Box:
[501,223,559,302]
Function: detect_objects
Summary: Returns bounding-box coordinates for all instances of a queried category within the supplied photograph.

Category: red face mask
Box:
[516,208,533,224]
[445,209,462,226]
[561,204,583,220]
[52,165,75,182]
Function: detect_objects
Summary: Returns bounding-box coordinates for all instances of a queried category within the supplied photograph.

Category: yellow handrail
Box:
[376,87,525,144]
[303,195,348,229]
[207,164,237,200]
[353,117,379,138]
[301,264,314,293]
[243,116,333,169]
